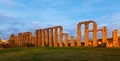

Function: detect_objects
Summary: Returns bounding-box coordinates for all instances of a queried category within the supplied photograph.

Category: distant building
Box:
[0,39,8,44]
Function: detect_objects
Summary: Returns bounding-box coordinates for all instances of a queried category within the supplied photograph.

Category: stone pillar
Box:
[113,29,119,47]
[41,29,45,47]
[17,33,20,47]
[37,30,41,47]
[77,24,81,47]
[93,23,98,47]
[49,28,53,47]
[21,33,24,47]
[31,36,35,46]
[102,27,108,43]
[9,34,16,47]
[35,30,41,47]
[26,32,28,46]
[64,33,68,47]
[35,30,37,47]
[56,27,58,47]
[84,23,89,47]
[40,30,42,46]
[18,33,23,47]
[71,36,75,47]
[21,33,23,46]
[59,26,63,47]
[54,27,58,47]
[15,36,18,47]
[24,32,27,47]
[28,32,32,45]
[45,28,49,46]
[22,33,25,47]
[25,32,32,47]
[25,32,28,46]
[23,32,26,47]
[19,32,23,47]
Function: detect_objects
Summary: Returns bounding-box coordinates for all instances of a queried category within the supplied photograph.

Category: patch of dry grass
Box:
[0,47,120,61]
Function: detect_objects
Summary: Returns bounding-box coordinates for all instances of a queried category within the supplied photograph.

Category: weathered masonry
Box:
[9,20,120,48]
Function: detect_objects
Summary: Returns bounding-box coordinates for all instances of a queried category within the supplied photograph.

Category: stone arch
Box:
[37,26,63,47]
[97,27,108,45]
[77,20,98,47]
[52,26,63,47]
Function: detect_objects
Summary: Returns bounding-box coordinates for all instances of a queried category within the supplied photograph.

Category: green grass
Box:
[0,47,120,61]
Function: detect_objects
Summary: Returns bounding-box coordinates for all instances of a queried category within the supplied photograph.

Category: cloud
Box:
[0,15,40,39]
[96,11,120,38]
[65,11,120,40]
[0,0,24,8]
[0,0,120,41]
[98,12,120,29]
[0,15,23,39]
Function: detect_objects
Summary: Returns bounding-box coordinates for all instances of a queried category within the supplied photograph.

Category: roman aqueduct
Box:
[9,20,120,48]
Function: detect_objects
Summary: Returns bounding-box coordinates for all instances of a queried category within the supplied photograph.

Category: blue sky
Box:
[0,0,120,40]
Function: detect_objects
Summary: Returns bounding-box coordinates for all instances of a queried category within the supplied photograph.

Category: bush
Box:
[23,43,35,47]
[97,43,106,47]
[0,44,10,48]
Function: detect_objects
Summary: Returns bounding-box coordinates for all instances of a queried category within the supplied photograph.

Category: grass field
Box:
[0,47,120,61]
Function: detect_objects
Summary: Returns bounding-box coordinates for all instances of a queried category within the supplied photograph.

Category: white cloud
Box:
[98,12,120,30]
[96,11,120,37]
[0,0,24,7]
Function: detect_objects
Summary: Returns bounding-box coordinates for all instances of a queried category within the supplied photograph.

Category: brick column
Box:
[71,36,75,47]
[102,27,108,43]
[28,32,32,46]
[59,26,63,47]
[49,28,53,47]
[25,32,28,46]
[9,34,16,47]
[21,33,24,47]
[17,33,20,47]
[45,28,49,46]
[35,30,39,47]
[31,36,35,47]
[18,33,23,47]
[56,27,58,47]
[77,24,81,47]
[54,27,58,47]
[93,23,98,47]
[15,36,18,47]
[35,30,41,47]
[84,23,89,47]
[23,32,26,47]
[64,33,68,47]
[41,29,45,47]
[113,29,119,47]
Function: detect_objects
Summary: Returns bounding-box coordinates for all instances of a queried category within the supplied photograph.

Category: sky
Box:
[0,0,120,40]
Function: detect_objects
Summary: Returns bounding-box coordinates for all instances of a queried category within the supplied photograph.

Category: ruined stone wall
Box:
[8,20,120,48]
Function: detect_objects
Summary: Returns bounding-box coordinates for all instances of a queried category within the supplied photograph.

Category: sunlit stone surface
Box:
[9,20,120,48]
